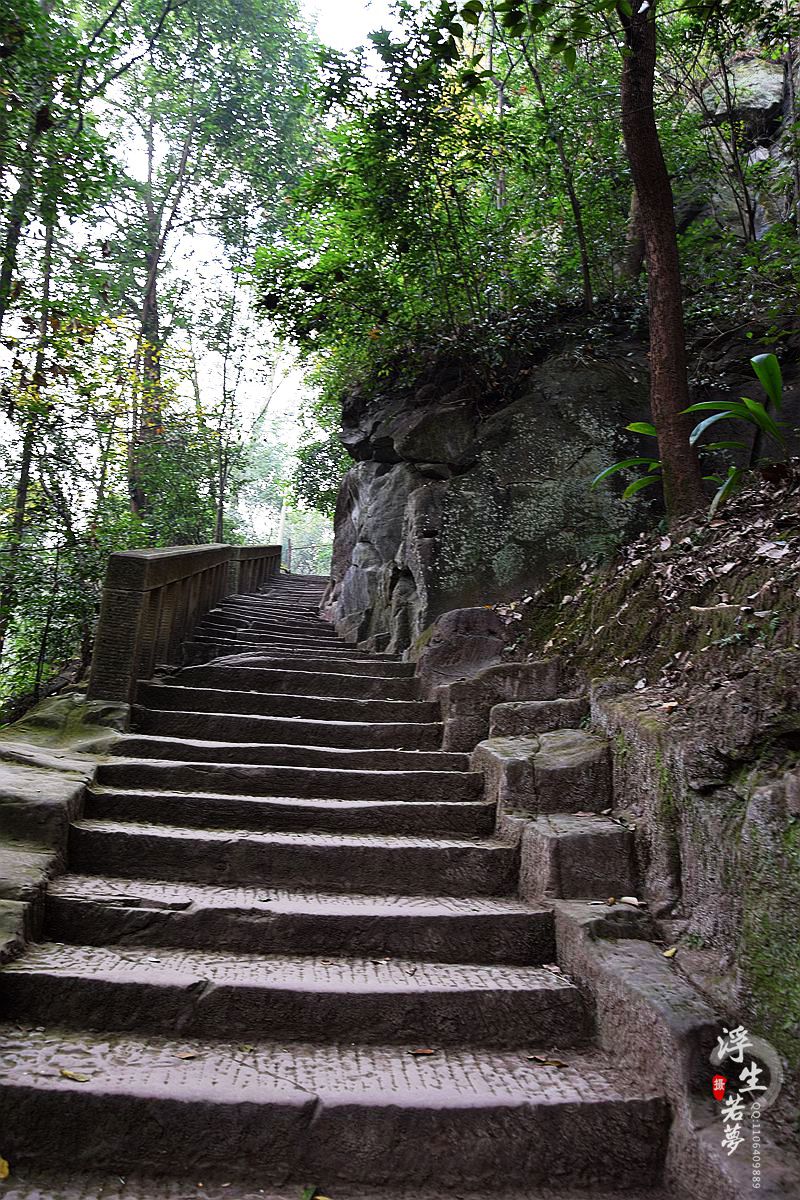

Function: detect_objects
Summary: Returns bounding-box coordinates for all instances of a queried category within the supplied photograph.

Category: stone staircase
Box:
[0,574,670,1197]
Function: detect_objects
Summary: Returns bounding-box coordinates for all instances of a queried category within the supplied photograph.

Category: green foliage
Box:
[0,0,316,719]
[594,353,787,515]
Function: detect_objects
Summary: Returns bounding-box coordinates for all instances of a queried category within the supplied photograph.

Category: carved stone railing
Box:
[87,543,281,703]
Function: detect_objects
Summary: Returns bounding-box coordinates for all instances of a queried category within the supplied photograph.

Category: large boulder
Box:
[412,607,508,698]
[324,353,648,651]
[701,57,786,146]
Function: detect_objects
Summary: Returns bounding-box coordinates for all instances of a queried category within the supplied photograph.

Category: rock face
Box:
[324,354,649,651]
[699,55,798,238]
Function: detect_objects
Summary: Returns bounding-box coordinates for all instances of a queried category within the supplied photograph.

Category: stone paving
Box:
[0,575,669,1195]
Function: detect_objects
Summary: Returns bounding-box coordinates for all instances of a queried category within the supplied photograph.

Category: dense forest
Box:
[1,0,797,715]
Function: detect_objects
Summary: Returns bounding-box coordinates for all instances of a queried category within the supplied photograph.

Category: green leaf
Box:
[705,440,747,450]
[622,474,662,500]
[709,466,743,518]
[683,401,746,414]
[750,353,782,410]
[591,457,659,488]
[689,412,735,445]
[741,397,784,442]
[563,45,577,70]
[625,421,657,437]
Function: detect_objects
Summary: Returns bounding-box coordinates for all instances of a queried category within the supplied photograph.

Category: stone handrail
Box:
[87,543,281,703]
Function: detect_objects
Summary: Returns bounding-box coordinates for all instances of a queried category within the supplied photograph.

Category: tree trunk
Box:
[618,1,705,519]
[621,189,646,280]
[524,50,593,311]
[0,120,38,338]
[0,218,55,661]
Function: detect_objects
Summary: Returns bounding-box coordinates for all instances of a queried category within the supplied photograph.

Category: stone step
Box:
[195,625,342,649]
[68,820,520,895]
[519,814,636,900]
[171,662,419,698]
[45,875,556,964]
[132,706,444,750]
[97,759,483,803]
[198,652,416,677]
[0,943,591,1048]
[85,788,496,837]
[220,601,324,617]
[0,1024,667,1187]
[0,1169,675,1199]
[202,610,337,631]
[204,613,337,635]
[112,735,467,772]
[137,682,439,724]
[191,634,390,658]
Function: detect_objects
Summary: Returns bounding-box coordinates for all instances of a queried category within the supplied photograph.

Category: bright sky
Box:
[305,0,397,50]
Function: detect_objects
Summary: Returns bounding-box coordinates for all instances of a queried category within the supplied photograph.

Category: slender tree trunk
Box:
[0,219,55,660]
[622,188,646,280]
[786,29,800,235]
[618,1,705,519]
[520,45,593,311]
[130,116,163,516]
[0,121,38,338]
[715,51,758,241]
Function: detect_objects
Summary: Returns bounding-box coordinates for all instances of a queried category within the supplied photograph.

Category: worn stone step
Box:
[191,634,389,657]
[85,788,496,837]
[113,735,467,772]
[68,820,519,895]
[97,759,482,803]
[195,626,343,650]
[198,652,416,677]
[201,609,335,628]
[137,682,439,724]
[132,706,444,750]
[45,875,556,963]
[171,662,419,698]
[0,1024,667,1187]
[0,944,591,1048]
[204,613,337,636]
[219,602,324,618]
[519,814,636,900]
[0,1169,675,1199]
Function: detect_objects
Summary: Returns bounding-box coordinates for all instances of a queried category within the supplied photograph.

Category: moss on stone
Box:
[740,819,800,1064]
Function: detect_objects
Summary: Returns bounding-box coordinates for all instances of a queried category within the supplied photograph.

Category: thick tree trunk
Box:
[618,2,705,519]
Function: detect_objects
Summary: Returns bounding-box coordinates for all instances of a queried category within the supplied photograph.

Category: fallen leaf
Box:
[606,897,617,905]
[756,541,789,560]
[175,1051,199,1060]
[659,537,671,551]
[620,896,640,907]
[409,1048,437,1056]
[0,1156,9,1181]
[59,1069,90,1082]
[663,947,678,959]
[527,1055,568,1068]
